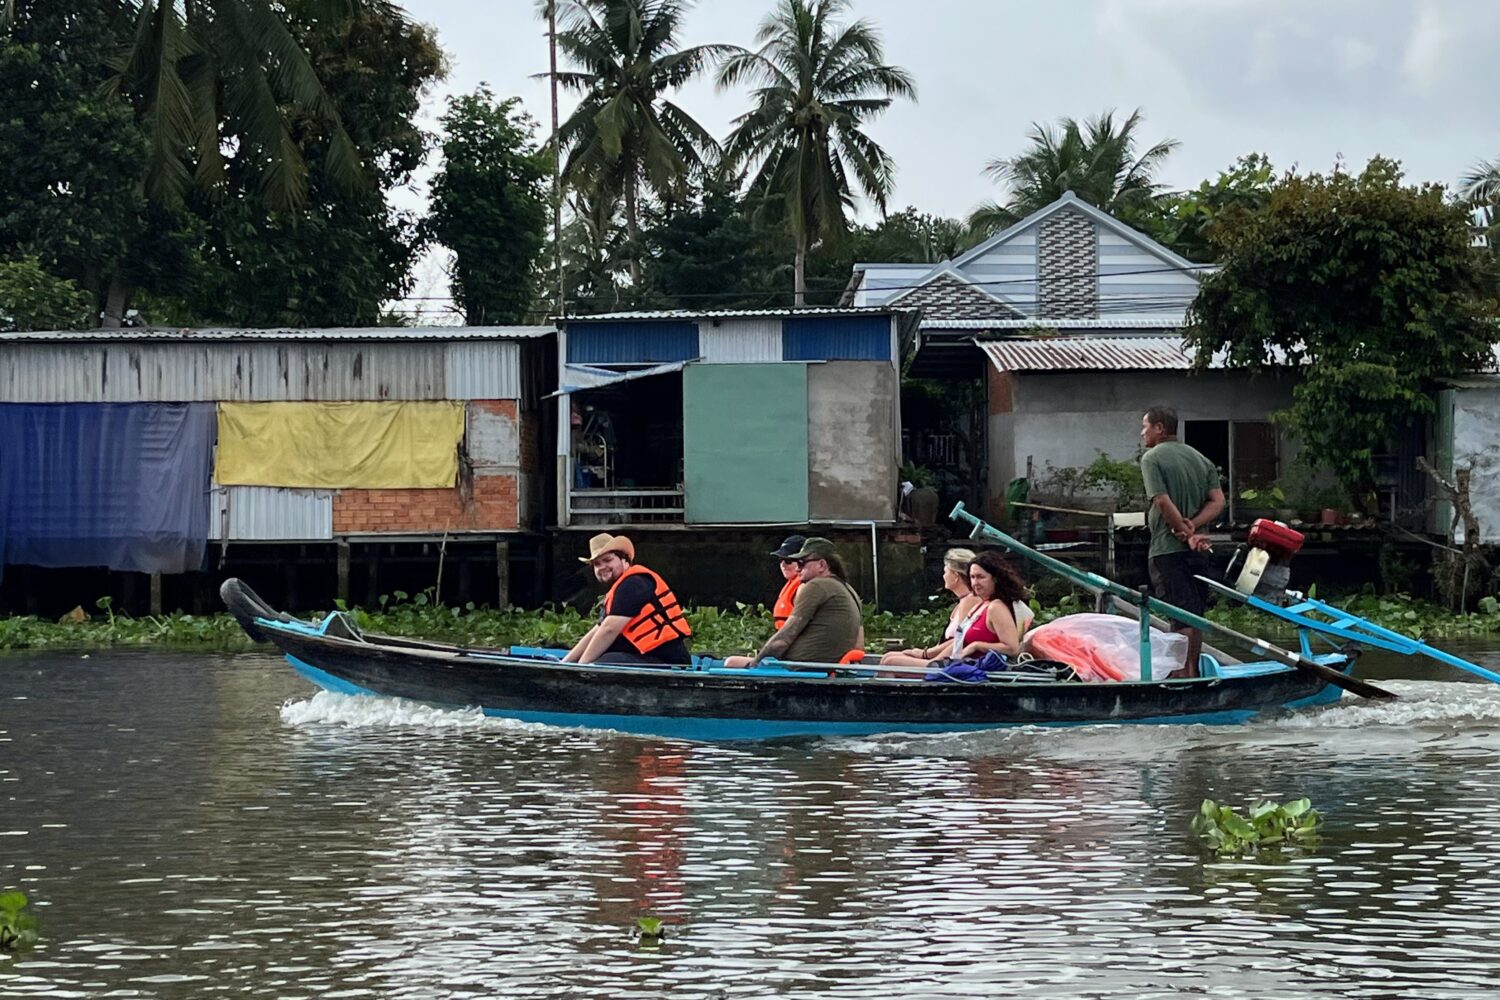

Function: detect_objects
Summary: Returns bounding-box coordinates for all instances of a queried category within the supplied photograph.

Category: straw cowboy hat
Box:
[579,532,635,564]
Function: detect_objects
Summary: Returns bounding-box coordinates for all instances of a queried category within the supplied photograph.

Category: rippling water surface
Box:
[3,648,1500,998]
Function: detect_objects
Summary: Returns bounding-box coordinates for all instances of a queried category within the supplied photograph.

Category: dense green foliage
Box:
[428,88,549,324]
[717,0,914,303]
[1191,798,1321,855]
[178,2,445,327]
[636,174,783,309]
[0,255,94,331]
[1137,153,1277,264]
[1186,158,1498,492]
[0,0,191,324]
[0,0,441,328]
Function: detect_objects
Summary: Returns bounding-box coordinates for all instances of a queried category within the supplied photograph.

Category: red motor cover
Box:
[1247,518,1304,558]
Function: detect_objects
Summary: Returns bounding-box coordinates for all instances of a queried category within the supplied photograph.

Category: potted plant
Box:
[1237,485,1285,524]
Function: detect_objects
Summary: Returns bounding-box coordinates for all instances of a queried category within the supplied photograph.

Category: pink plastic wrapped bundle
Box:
[1023,613,1189,682]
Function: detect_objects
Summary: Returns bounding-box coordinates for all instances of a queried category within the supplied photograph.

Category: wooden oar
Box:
[950,503,1396,702]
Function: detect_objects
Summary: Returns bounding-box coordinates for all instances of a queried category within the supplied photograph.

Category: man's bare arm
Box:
[755,612,810,664]
[1152,493,1194,538]
[576,615,629,663]
[1188,488,1226,531]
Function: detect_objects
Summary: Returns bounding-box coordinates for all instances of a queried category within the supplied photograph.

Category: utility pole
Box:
[547,1,564,316]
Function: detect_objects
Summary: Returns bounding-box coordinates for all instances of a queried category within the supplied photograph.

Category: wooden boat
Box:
[218,504,1448,741]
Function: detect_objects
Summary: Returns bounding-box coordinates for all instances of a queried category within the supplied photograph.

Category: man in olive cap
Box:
[725,537,864,667]
[563,532,692,665]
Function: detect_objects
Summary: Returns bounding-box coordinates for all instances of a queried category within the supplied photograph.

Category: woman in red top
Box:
[951,550,1030,662]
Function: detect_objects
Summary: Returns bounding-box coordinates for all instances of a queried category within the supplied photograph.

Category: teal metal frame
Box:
[1199,577,1500,686]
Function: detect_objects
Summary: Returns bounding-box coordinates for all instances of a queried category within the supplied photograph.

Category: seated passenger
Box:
[943,551,1033,664]
[769,534,806,629]
[880,548,981,668]
[563,533,692,666]
[724,537,864,667]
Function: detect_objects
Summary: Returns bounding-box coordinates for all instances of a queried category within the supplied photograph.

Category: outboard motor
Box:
[1225,519,1305,604]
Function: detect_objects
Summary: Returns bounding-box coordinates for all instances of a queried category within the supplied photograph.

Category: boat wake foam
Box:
[829,681,1500,759]
[1271,679,1500,730]
[280,690,545,732]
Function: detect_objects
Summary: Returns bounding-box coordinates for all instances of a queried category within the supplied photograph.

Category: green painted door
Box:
[684,363,809,523]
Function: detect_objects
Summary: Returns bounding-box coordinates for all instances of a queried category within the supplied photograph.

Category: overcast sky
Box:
[393,0,1500,312]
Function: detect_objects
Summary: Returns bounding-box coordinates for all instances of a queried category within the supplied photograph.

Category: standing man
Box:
[724,538,865,668]
[1140,406,1226,678]
[564,533,692,665]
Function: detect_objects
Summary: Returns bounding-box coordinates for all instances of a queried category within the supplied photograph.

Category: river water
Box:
[3,646,1500,999]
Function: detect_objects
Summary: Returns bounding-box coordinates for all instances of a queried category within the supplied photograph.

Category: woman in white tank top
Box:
[879,548,982,669]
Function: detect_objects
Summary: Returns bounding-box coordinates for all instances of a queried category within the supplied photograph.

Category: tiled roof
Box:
[886,272,1021,321]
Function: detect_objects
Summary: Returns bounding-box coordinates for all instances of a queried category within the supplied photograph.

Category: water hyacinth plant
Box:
[0,891,38,954]
[1191,798,1321,855]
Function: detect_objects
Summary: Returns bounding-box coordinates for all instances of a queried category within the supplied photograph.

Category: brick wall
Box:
[1038,209,1098,319]
[332,398,525,534]
[333,473,520,533]
[518,406,540,474]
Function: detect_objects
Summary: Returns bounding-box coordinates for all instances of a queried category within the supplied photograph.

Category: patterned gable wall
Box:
[890,273,1019,320]
[1036,209,1099,319]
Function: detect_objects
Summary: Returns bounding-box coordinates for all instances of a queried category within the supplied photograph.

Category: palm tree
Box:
[717,0,914,305]
[1462,155,1500,205]
[968,109,1178,237]
[106,0,380,214]
[552,0,729,285]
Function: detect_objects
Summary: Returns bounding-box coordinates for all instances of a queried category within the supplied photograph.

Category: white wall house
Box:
[844,192,1307,520]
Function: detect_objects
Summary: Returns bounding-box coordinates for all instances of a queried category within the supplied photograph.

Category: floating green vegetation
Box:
[0,891,38,955]
[634,916,665,943]
[0,590,955,655]
[3,585,1498,653]
[1191,798,1322,855]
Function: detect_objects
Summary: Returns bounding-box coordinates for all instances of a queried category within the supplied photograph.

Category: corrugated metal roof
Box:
[979,336,1206,372]
[1,341,523,401]
[562,307,909,321]
[0,325,554,342]
[922,317,1188,331]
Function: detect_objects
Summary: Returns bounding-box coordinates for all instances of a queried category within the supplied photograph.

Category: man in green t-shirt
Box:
[1139,406,1226,677]
[723,537,865,667]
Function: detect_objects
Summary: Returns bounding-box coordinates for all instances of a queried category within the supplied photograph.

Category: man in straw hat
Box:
[724,537,864,669]
[563,532,692,665]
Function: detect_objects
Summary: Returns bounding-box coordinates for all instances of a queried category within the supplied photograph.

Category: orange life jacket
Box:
[773,576,802,630]
[604,564,692,654]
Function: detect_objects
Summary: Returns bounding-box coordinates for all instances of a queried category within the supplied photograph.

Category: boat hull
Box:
[222,580,1348,740]
[268,628,1344,741]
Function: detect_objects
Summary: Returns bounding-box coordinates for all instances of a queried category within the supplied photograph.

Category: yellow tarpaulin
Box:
[215,401,466,489]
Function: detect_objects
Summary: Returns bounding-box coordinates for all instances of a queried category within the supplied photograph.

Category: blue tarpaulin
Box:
[0,403,217,577]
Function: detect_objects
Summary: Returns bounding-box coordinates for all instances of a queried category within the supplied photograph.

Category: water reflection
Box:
[1,650,1499,998]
